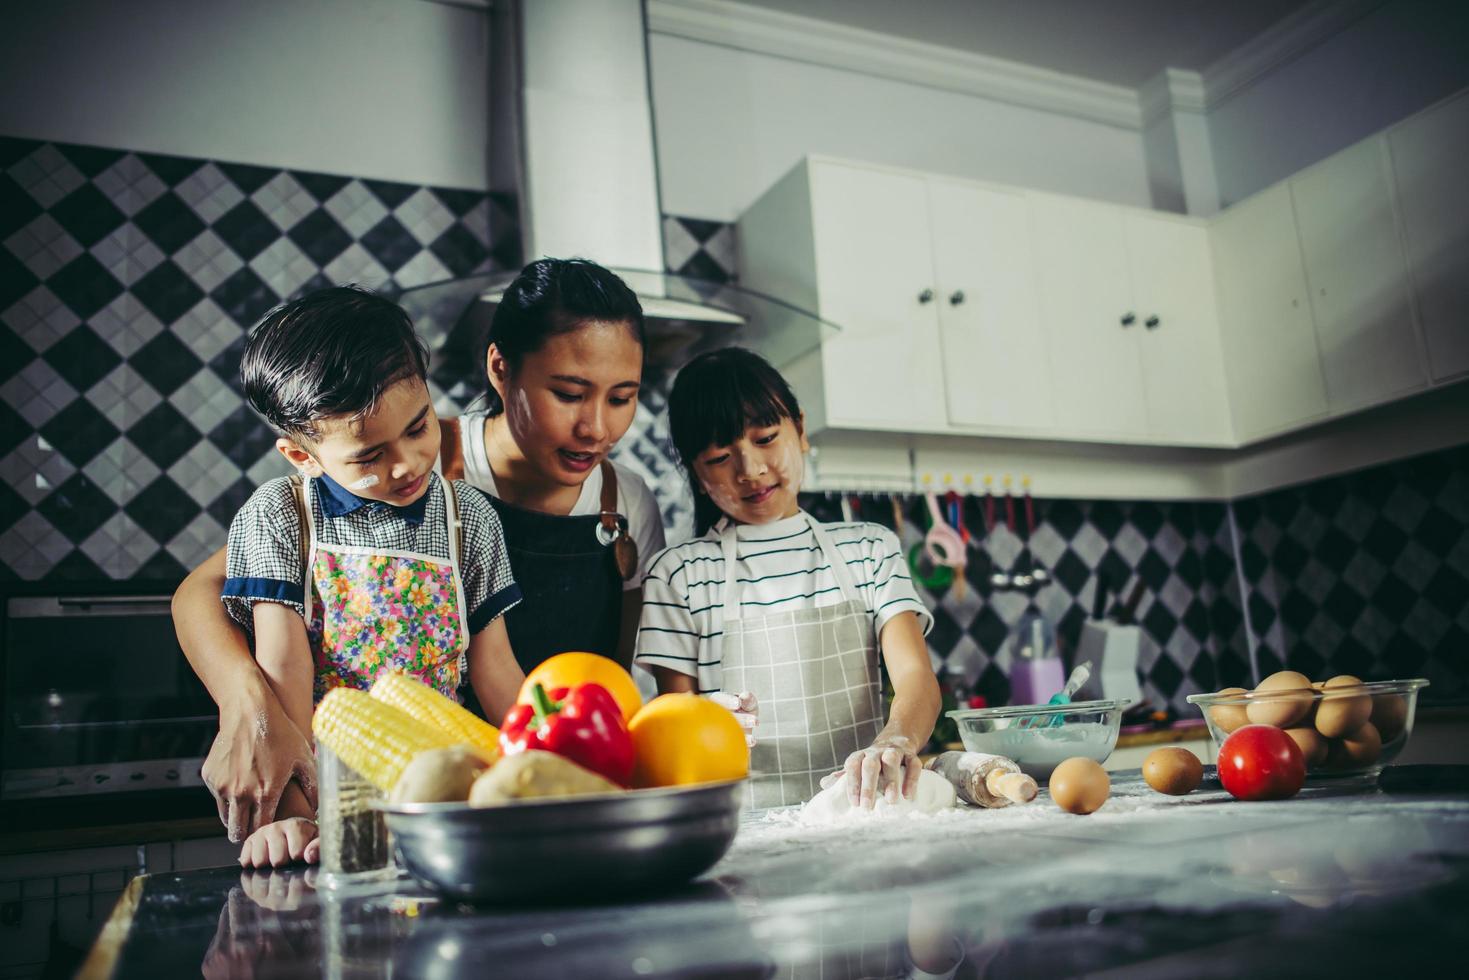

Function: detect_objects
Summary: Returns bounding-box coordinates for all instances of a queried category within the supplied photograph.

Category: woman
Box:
[173,259,665,841]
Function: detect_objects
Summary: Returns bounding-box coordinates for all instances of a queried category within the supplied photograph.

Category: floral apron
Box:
[296,477,470,703]
[717,514,884,810]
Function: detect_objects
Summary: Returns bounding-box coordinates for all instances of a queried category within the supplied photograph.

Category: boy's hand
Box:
[203,686,318,842]
[707,691,759,747]
[239,817,320,869]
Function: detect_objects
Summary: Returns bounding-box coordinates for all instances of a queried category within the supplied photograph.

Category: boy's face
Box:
[277,377,440,507]
[693,413,809,526]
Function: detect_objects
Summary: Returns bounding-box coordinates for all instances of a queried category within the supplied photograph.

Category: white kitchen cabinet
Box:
[927,179,1052,431]
[1210,183,1329,442]
[1290,137,1425,411]
[1388,89,1469,383]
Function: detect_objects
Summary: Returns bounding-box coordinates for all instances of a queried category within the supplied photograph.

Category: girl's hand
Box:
[707,691,759,747]
[238,818,320,869]
[831,735,922,809]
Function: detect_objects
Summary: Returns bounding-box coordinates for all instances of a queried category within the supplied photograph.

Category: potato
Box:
[469,750,622,806]
[391,744,495,804]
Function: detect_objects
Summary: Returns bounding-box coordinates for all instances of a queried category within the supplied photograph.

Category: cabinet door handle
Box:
[1145,315,1160,329]
[918,288,934,304]
[1120,312,1136,327]
[948,290,965,306]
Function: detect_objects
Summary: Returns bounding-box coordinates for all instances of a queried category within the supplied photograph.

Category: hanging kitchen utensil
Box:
[1023,479,1049,585]
[1010,480,1033,590]
[945,490,968,599]
[839,493,854,523]
[983,480,1010,589]
[924,493,966,569]
[890,494,905,535]
[907,496,954,592]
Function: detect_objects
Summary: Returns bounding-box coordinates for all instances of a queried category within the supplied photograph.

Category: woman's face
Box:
[488,320,643,487]
[692,414,809,526]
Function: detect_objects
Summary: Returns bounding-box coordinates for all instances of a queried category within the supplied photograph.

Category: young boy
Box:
[221,286,524,867]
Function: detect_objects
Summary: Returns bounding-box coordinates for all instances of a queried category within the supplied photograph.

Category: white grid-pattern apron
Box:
[718,515,884,810]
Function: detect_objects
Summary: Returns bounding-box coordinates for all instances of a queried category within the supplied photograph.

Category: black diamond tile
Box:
[0,399,26,457]
[213,199,278,261]
[0,479,28,534]
[129,330,203,396]
[0,248,39,311]
[1314,526,1356,570]
[1051,549,1090,596]
[125,473,201,545]
[360,214,418,273]
[127,400,201,469]
[1216,648,1253,690]
[137,152,204,187]
[36,473,115,543]
[208,403,277,469]
[1355,468,1396,507]
[49,548,108,582]
[1141,600,1178,646]
[1187,652,1217,691]
[211,266,278,328]
[1045,499,1083,540]
[293,170,351,203]
[967,605,1008,653]
[1175,551,1205,591]
[287,208,351,266]
[927,606,962,658]
[1382,634,1428,677]
[43,324,121,391]
[1130,502,1164,538]
[1089,500,1124,539]
[1096,548,1130,597]
[1326,579,1372,627]
[1370,574,1415,622]
[206,475,258,530]
[1423,566,1469,618]
[429,223,490,278]
[0,136,41,169]
[1203,544,1236,587]
[38,398,120,467]
[0,173,42,239]
[134,191,206,254]
[207,333,247,396]
[1287,645,1327,681]
[48,183,124,248]
[1247,591,1277,633]
[676,216,725,244]
[289,272,333,301]
[130,259,205,324]
[362,178,416,209]
[1302,476,1347,519]
[1261,490,1301,527]
[1057,605,1087,654]
[974,663,1011,710]
[676,250,730,284]
[1182,598,1211,643]
[1255,642,1284,678]
[1135,548,1170,591]
[1361,519,1408,568]
[1272,535,1309,578]
[1232,497,1263,532]
[1413,506,1461,558]
[1209,596,1242,639]
[1334,636,1375,678]
[55,143,124,178]
[430,186,484,217]
[47,252,124,319]
[1195,502,1227,536]
[216,162,277,195]
[1279,589,1315,631]
[0,326,36,385]
[1148,652,1184,698]
[133,547,187,584]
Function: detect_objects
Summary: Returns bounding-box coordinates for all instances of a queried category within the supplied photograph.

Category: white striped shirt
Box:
[634,512,931,694]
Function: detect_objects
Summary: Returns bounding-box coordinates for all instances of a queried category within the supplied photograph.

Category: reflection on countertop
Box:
[83,767,1469,979]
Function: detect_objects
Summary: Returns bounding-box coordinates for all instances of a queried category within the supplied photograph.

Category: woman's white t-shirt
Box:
[457,410,667,590]
[634,512,931,693]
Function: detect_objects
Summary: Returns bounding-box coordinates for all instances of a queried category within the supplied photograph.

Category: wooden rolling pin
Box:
[925,751,1038,808]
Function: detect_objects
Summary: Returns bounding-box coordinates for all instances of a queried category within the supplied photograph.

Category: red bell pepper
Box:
[498,682,635,786]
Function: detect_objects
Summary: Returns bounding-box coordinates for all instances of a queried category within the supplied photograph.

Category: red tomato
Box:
[1217,724,1306,801]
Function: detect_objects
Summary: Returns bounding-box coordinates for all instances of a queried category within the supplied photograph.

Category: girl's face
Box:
[488,320,643,487]
[693,414,810,526]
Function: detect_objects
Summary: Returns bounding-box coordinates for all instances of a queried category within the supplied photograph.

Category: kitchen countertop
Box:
[80,766,1469,978]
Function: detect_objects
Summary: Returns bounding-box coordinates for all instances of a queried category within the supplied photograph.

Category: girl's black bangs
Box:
[697,370,793,452]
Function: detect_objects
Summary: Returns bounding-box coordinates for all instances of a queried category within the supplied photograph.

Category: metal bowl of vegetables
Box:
[376,778,745,904]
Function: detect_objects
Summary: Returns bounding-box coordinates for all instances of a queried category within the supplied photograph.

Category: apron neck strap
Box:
[719,513,861,623]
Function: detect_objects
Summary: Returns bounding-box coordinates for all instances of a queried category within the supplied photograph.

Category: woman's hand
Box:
[238,817,320,869]
[831,734,922,809]
[707,690,758,747]
[202,687,318,842]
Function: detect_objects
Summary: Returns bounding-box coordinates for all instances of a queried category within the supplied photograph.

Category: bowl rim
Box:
[1185,678,1429,706]
[372,776,747,815]
[945,697,1133,721]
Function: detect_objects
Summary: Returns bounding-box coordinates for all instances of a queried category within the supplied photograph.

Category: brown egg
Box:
[1325,722,1382,771]
[1209,688,1251,733]
[1246,671,1314,727]
[1049,757,1110,815]
[1284,727,1329,768]
[1142,747,1203,796]
[1370,694,1408,742]
[1314,675,1372,738]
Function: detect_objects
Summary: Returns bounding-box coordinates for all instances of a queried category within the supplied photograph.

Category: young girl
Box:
[635,349,940,810]
[173,259,666,844]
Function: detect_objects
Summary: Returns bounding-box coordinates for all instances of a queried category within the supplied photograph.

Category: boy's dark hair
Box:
[668,347,803,535]
[479,257,646,414]
[241,285,429,441]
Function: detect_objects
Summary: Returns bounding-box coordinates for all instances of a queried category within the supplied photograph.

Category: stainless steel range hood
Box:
[396,0,837,378]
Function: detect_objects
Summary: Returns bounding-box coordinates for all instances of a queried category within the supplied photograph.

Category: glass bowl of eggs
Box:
[1186,674,1429,782]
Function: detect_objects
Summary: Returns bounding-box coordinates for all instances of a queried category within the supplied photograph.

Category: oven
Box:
[2,588,219,831]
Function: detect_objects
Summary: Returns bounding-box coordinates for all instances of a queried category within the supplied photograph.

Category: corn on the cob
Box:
[312,687,458,792]
[369,672,501,758]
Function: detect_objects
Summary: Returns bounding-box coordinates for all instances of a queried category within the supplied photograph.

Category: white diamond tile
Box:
[252,172,315,232]
[1,510,74,575]
[1159,571,1193,616]
[1112,522,1147,567]
[79,511,157,578]
[84,362,160,429]
[1152,522,1187,567]
[1,360,78,427]
[89,223,165,286]
[174,229,244,294]
[391,249,451,290]
[662,217,700,271]
[93,155,167,216]
[90,293,164,358]
[1335,495,1375,543]
[395,188,455,247]
[1383,483,1430,533]
[169,369,243,434]
[169,297,240,363]
[701,223,738,274]
[166,511,228,570]
[1,436,77,505]
[248,237,316,299]
[82,436,158,506]
[246,452,291,486]
[323,182,388,239]
[462,199,492,246]
[1069,522,1107,567]
[4,214,83,280]
[168,433,242,507]
[1296,557,1338,605]
[174,163,246,225]
[1390,540,1437,593]
[8,145,85,208]
[4,285,79,353]
[323,243,390,289]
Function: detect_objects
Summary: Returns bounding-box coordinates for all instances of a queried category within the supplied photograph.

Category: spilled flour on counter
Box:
[797,770,957,826]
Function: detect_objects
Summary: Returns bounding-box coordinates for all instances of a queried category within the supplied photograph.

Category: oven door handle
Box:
[56,596,174,608]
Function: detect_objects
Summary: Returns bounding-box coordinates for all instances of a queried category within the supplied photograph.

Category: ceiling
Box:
[731,0,1317,88]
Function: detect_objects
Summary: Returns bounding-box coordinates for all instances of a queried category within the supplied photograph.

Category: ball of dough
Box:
[799,769,955,825]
